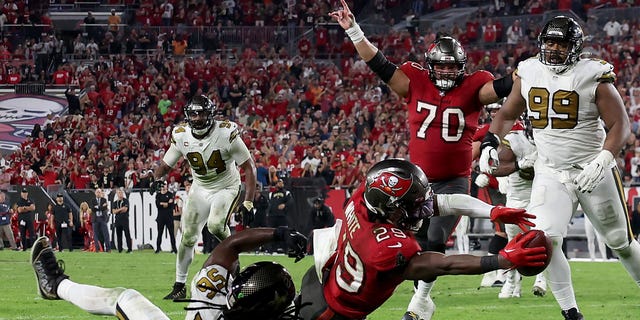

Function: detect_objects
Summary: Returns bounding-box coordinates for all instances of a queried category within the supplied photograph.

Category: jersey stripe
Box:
[612,167,636,243]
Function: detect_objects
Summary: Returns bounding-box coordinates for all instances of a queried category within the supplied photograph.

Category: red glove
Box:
[499,232,548,269]
[490,206,536,232]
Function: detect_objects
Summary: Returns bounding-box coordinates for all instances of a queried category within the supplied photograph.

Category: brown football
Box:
[517,230,553,276]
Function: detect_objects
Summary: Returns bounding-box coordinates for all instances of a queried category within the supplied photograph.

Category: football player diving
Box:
[298,159,549,320]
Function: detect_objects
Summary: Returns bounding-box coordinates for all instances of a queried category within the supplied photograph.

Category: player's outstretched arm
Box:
[204,227,308,270]
[403,232,547,281]
[329,0,409,96]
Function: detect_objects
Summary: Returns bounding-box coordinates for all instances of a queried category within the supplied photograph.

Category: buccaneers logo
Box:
[369,172,412,199]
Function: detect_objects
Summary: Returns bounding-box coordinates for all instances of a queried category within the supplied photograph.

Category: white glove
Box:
[516,150,537,170]
[479,132,500,174]
[475,173,490,188]
[573,150,614,193]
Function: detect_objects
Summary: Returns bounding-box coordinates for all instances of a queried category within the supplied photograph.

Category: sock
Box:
[546,236,578,311]
[57,279,123,315]
[614,240,640,286]
[407,280,435,317]
[176,243,195,283]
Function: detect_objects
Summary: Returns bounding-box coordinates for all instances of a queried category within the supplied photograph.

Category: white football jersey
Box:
[517,57,615,170]
[163,120,251,190]
[503,129,534,207]
[185,264,231,320]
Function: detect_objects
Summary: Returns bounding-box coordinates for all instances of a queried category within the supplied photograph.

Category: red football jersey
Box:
[399,62,494,181]
[323,185,421,318]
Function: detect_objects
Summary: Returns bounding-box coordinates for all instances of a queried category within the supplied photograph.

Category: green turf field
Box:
[0,249,637,319]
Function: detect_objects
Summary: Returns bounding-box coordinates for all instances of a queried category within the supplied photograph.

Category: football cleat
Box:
[31,236,68,300]
[532,284,546,297]
[405,295,435,320]
[401,311,420,320]
[163,282,186,300]
[532,274,547,297]
[561,307,584,320]
[498,270,521,299]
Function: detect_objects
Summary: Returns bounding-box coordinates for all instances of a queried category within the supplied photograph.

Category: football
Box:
[517,230,553,276]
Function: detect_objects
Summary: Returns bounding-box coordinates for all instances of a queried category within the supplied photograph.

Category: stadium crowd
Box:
[1,1,640,248]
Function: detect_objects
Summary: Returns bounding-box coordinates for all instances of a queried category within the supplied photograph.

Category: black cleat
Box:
[163,282,186,300]
[31,236,69,300]
[561,308,585,320]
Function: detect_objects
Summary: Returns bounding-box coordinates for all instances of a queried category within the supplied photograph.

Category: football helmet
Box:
[364,159,432,231]
[184,95,216,136]
[538,16,584,74]
[224,261,296,320]
[425,36,467,91]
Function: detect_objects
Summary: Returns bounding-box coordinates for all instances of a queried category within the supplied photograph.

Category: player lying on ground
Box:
[31,227,307,320]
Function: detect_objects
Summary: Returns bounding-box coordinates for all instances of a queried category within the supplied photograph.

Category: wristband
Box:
[345,23,365,43]
[480,255,500,273]
[242,201,254,211]
[273,226,288,242]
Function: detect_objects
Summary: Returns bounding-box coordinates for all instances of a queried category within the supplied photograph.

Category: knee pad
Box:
[602,229,629,252]
[207,222,230,240]
[488,234,508,254]
[181,233,198,247]
[426,241,446,254]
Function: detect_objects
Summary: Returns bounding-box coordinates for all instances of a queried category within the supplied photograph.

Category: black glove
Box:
[274,226,308,263]
[149,180,164,195]
[239,201,254,227]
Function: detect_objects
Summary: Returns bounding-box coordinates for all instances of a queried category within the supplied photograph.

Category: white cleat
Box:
[406,295,436,320]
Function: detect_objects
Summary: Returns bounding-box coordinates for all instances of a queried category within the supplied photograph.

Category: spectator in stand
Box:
[483,18,498,43]
[16,187,36,251]
[160,0,173,26]
[90,188,110,252]
[110,188,131,253]
[108,9,121,33]
[603,18,622,44]
[52,193,73,252]
[506,19,523,46]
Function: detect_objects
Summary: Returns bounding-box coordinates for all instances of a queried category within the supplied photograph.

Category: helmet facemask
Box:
[184,95,216,137]
[425,36,467,91]
[223,262,295,320]
[538,16,584,74]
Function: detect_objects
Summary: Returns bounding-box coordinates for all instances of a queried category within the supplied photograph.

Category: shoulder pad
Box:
[584,58,615,83]
[173,125,187,134]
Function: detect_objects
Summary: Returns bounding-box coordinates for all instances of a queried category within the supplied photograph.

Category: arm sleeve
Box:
[436,194,493,219]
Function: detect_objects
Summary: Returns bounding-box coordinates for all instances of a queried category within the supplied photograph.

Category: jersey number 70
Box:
[416,101,465,142]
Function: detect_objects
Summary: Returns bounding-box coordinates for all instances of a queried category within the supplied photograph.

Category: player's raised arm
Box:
[329,0,409,97]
